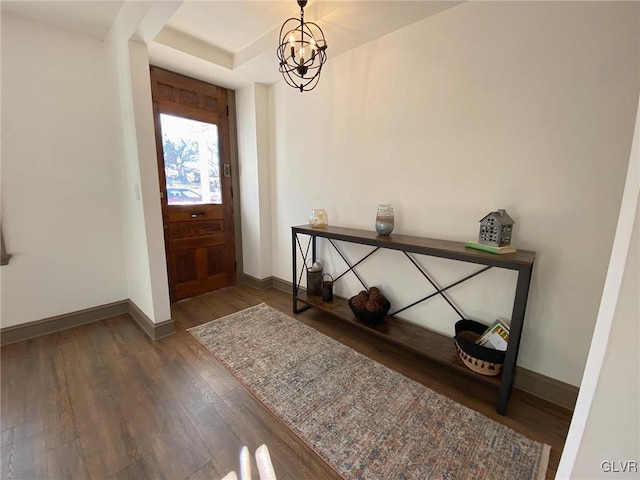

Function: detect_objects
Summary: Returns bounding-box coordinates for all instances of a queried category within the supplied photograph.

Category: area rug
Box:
[188,303,550,480]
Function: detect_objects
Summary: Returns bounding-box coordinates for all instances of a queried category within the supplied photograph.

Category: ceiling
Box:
[1,0,124,40]
[1,0,462,89]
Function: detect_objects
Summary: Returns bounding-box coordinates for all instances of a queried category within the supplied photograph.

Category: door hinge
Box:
[234,261,237,271]
[226,105,229,116]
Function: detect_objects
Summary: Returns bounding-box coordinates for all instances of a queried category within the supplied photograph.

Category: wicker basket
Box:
[348,297,390,325]
[454,319,506,376]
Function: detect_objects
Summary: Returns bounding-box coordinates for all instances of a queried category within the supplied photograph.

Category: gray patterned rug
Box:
[188,303,550,480]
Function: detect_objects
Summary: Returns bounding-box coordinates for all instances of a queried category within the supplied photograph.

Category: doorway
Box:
[150,67,237,302]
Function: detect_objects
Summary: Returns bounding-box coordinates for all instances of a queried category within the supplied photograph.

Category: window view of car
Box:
[167,187,202,204]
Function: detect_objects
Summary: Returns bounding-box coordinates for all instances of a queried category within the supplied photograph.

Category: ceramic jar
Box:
[309,209,328,228]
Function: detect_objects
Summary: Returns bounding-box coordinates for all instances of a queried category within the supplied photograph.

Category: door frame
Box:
[227,89,244,284]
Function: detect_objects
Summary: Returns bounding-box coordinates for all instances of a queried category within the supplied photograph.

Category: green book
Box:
[476,319,510,351]
[465,241,517,254]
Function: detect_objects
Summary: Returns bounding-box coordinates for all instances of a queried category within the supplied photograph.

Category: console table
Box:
[291,224,536,415]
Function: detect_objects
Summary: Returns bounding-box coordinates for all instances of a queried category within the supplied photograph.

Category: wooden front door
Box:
[150,67,236,302]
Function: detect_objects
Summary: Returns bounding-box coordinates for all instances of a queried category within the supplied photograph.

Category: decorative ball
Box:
[366,299,383,313]
[352,294,368,310]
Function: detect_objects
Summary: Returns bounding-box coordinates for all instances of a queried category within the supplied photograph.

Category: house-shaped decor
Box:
[478,209,514,247]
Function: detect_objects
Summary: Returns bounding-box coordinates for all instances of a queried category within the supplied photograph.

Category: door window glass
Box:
[160,113,221,205]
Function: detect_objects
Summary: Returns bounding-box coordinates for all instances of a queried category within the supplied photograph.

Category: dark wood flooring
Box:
[1,285,572,479]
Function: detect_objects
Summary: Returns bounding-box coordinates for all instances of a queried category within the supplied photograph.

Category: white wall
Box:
[128,40,171,322]
[256,84,273,278]
[237,83,273,280]
[270,2,639,385]
[570,201,639,479]
[1,14,127,327]
[103,2,174,324]
[557,96,640,480]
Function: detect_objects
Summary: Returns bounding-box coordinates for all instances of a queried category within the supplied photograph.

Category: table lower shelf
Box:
[295,292,502,388]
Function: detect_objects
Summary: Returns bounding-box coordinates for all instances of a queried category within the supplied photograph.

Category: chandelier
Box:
[276,0,328,92]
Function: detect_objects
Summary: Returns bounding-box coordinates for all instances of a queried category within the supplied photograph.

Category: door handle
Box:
[191,211,206,218]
